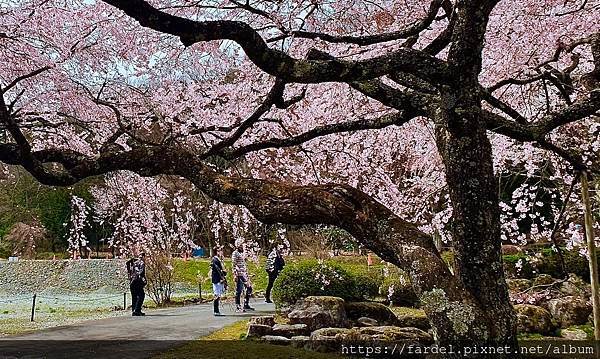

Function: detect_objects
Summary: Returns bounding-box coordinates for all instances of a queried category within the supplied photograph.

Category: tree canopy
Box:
[1,0,599,350]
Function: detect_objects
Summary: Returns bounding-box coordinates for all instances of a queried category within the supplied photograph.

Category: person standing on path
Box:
[264,247,285,303]
[126,252,147,316]
[210,250,227,316]
[231,241,254,312]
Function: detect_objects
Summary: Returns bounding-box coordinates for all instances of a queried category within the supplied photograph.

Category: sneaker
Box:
[214,312,224,317]
[243,305,255,311]
[132,312,146,316]
[265,299,273,303]
[235,306,245,313]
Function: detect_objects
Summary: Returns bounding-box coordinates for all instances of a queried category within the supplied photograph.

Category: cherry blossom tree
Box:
[90,171,198,257]
[65,195,90,257]
[1,0,599,350]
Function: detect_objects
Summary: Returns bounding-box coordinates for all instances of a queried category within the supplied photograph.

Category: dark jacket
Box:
[274,255,285,273]
[211,256,225,284]
[266,249,285,274]
[126,257,146,285]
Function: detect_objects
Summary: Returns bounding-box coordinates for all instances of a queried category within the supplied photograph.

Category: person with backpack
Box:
[210,251,227,316]
[231,241,254,312]
[264,247,285,303]
[126,252,147,316]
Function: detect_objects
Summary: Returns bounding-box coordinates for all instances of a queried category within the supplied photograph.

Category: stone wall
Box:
[0,259,128,295]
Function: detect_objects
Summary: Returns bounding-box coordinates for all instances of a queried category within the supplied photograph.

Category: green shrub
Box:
[502,247,597,281]
[503,252,536,278]
[534,249,594,280]
[272,260,379,305]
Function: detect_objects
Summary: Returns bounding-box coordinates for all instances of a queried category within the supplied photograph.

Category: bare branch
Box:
[101,0,452,85]
[2,66,52,93]
[224,112,409,159]
[267,0,447,46]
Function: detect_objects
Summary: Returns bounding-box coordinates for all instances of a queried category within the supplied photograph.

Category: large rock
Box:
[247,324,272,338]
[344,302,399,325]
[306,328,353,353]
[272,323,310,337]
[387,281,419,307]
[507,279,532,292]
[532,274,555,287]
[261,335,291,345]
[249,315,276,327]
[309,327,352,341]
[560,328,588,340]
[307,326,432,353]
[356,317,378,327]
[358,326,433,344]
[514,304,558,335]
[290,335,310,348]
[288,296,348,331]
[546,296,592,327]
[394,310,431,331]
[559,274,591,297]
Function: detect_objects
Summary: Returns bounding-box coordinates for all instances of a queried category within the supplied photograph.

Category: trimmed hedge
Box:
[272,260,380,305]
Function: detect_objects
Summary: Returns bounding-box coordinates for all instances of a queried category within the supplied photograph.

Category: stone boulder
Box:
[559,274,591,297]
[288,296,348,331]
[309,327,352,341]
[532,274,555,287]
[560,328,588,340]
[272,323,310,337]
[358,326,433,344]
[261,335,291,345]
[387,282,419,307]
[507,279,532,292]
[249,315,276,327]
[356,317,378,327]
[246,324,272,338]
[290,335,310,348]
[394,310,431,331]
[306,328,353,353]
[546,296,592,327]
[514,304,558,335]
[307,326,433,353]
[344,302,399,325]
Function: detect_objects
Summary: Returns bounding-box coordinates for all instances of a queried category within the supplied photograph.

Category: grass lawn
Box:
[0,308,126,336]
[172,255,380,295]
[390,306,427,318]
[172,257,270,294]
[155,320,341,359]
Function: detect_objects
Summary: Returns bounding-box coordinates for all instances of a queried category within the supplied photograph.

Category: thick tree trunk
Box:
[434,107,517,347]
[430,0,518,349]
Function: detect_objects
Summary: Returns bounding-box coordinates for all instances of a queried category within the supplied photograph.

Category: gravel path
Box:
[0,301,275,359]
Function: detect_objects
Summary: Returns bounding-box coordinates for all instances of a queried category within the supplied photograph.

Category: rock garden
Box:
[247,296,433,352]
[241,250,600,353]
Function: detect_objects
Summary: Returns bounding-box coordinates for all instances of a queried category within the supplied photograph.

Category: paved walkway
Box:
[0,301,275,359]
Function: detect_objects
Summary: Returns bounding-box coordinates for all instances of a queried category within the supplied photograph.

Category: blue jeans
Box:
[235,276,252,307]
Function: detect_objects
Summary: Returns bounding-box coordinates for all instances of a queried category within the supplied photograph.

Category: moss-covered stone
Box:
[344,302,398,325]
[288,296,348,331]
[507,278,532,292]
[545,296,592,328]
[514,304,558,335]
